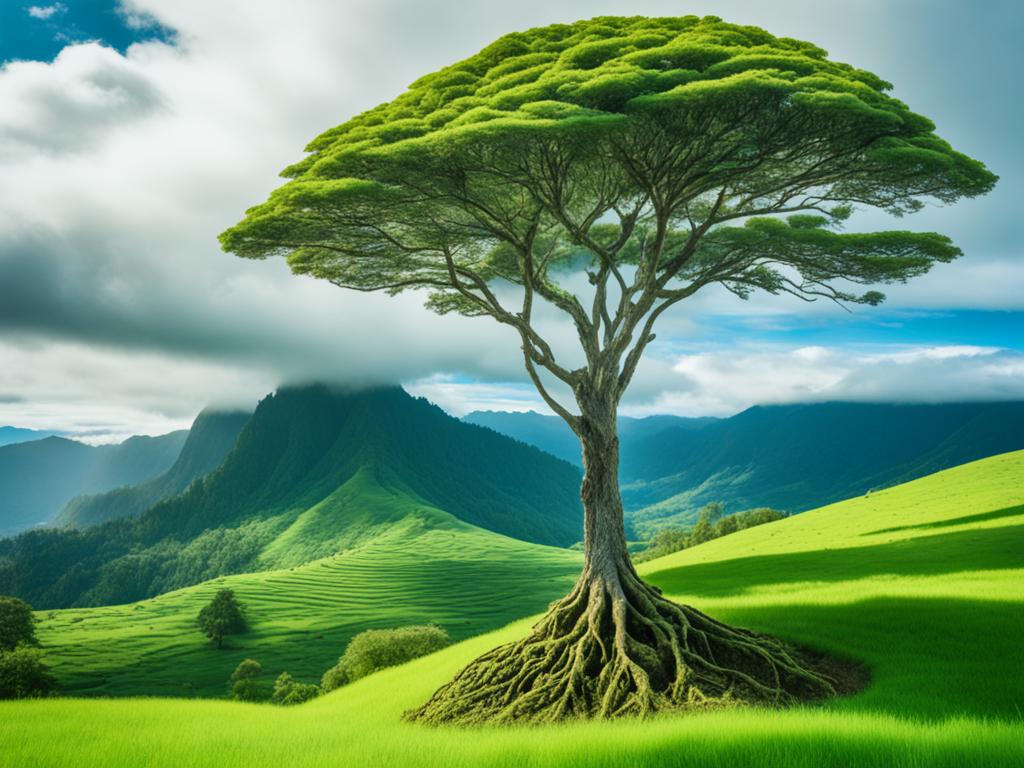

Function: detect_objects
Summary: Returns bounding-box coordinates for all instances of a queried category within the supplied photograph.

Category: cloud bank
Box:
[0,0,1020,438]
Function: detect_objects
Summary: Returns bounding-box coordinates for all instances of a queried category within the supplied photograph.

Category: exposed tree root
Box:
[407,561,848,726]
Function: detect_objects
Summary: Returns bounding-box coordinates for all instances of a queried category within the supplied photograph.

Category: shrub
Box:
[0,596,37,651]
[271,672,320,705]
[197,588,246,649]
[229,658,264,702]
[0,646,56,699]
[322,625,449,691]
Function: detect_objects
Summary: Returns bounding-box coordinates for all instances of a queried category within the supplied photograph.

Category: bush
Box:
[322,625,449,691]
[0,596,37,651]
[197,588,246,649]
[271,672,320,705]
[0,646,56,699]
[229,658,264,701]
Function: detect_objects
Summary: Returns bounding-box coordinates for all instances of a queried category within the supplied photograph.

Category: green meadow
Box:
[2,450,1022,767]
[31,474,582,697]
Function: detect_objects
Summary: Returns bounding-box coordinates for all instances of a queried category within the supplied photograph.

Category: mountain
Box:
[56,409,252,529]
[0,430,189,538]
[0,426,60,447]
[0,385,584,609]
[467,402,1024,538]
[621,401,1024,536]
[463,410,716,466]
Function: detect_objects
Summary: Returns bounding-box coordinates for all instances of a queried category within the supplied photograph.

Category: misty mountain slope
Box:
[0,385,584,608]
[622,401,1024,535]
[463,410,716,466]
[0,430,189,537]
[57,409,252,529]
[0,426,59,447]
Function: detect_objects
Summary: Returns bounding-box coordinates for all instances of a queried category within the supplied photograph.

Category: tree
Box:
[196,588,246,649]
[230,658,264,701]
[0,596,37,651]
[221,16,995,724]
[0,646,56,699]
[271,672,320,705]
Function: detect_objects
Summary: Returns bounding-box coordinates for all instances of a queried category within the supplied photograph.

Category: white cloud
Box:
[0,43,162,155]
[621,345,1024,417]
[27,4,66,21]
[0,0,1019,438]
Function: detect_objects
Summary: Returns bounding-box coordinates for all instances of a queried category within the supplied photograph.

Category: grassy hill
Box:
[0,385,583,609]
[32,487,581,698]
[2,450,1021,767]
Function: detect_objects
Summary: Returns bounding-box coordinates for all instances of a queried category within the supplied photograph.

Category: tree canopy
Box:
[0,596,37,652]
[221,14,995,427]
[196,588,246,649]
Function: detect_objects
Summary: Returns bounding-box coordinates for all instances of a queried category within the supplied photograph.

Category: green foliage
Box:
[0,645,55,699]
[0,596,36,651]
[197,589,246,649]
[229,659,264,702]
[221,15,995,320]
[635,504,786,561]
[271,672,320,706]
[322,625,450,690]
[2,452,1023,765]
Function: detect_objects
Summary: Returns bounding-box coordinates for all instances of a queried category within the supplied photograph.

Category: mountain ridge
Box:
[0,385,584,609]
[0,430,189,537]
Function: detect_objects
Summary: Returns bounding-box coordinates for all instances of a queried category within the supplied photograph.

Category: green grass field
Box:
[3,451,1022,767]
[32,477,581,697]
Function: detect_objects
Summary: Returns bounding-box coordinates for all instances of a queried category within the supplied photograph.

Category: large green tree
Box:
[221,16,995,723]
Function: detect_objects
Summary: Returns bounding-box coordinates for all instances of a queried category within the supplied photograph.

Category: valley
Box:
[3,449,1021,766]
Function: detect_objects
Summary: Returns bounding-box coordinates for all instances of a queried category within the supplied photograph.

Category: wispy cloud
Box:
[26,3,66,21]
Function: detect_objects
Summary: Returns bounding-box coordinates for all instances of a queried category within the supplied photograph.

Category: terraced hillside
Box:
[35,494,581,697]
[4,451,1021,767]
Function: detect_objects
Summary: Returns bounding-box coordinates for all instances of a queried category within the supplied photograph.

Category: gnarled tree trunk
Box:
[408,393,840,725]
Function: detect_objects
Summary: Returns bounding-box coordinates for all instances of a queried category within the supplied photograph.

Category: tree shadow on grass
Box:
[861,503,1024,536]
[700,596,1024,721]
[646,524,1024,599]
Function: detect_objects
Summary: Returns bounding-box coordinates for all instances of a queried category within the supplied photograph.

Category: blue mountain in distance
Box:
[465,401,1024,537]
[0,431,189,538]
[56,409,252,529]
[463,411,716,466]
[0,426,60,447]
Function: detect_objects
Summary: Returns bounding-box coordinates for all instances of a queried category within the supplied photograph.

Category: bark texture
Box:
[407,402,840,725]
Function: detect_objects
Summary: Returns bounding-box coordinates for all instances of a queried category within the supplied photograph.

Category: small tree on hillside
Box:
[197,589,246,649]
[0,646,56,699]
[271,672,320,705]
[221,15,996,724]
[0,596,37,651]
[230,658,264,701]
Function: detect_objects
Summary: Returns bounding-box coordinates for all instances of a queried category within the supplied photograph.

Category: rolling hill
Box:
[0,385,583,609]
[56,409,252,529]
[471,401,1024,536]
[5,450,1021,767]
[0,429,189,538]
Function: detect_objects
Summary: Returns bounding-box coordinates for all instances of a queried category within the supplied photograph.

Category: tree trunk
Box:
[407,396,842,725]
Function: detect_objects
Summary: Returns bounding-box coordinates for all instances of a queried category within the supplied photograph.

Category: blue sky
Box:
[0,0,1021,439]
[0,1,172,61]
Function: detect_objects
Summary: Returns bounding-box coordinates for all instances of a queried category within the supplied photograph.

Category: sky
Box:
[0,0,1021,442]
